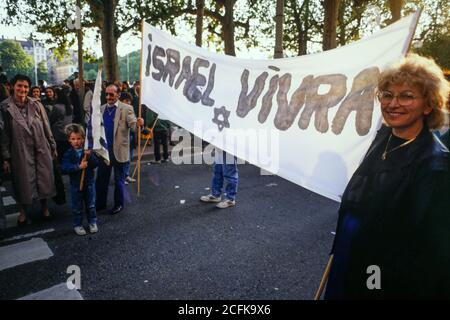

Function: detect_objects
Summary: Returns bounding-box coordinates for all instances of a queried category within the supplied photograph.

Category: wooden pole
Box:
[79,153,88,191]
[314,254,334,300]
[131,115,159,179]
[137,19,145,196]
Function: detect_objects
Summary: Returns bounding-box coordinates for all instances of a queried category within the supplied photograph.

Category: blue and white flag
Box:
[85,68,109,165]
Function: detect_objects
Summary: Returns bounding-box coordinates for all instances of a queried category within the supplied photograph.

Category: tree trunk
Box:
[323,0,340,51]
[388,0,403,24]
[274,0,284,58]
[222,0,236,56]
[76,0,84,98]
[101,0,119,81]
[337,0,347,46]
[196,0,205,47]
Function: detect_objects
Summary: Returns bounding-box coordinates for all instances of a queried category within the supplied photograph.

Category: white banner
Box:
[141,12,419,202]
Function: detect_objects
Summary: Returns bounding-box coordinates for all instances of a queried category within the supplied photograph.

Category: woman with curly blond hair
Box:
[324,54,450,299]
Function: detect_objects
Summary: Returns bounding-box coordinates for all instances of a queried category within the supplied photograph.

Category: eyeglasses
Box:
[377,91,425,107]
[105,92,116,97]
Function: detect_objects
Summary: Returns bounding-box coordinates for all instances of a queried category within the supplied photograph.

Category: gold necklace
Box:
[381,133,417,160]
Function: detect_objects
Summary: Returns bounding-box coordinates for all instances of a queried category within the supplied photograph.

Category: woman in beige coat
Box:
[1,74,57,225]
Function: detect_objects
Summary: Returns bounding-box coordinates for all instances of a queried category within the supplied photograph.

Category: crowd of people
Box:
[0,71,158,234]
[0,69,239,236]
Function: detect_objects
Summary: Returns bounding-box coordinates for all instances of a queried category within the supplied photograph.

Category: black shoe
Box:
[42,213,52,221]
[111,205,123,215]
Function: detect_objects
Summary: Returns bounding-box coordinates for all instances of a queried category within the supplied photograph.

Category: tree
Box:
[274,0,285,58]
[4,0,188,82]
[388,0,403,24]
[323,0,341,51]
[196,0,205,47]
[0,40,34,80]
[37,60,49,82]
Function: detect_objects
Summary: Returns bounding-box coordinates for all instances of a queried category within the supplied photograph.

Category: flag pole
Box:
[137,19,145,196]
[131,115,159,180]
[314,254,334,300]
[79,153,87,191]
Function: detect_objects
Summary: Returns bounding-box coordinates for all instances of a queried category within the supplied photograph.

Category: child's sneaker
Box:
[74,226,86,236]
[216,199,236,209]
[89,224,98,234]
[200,194,221,203]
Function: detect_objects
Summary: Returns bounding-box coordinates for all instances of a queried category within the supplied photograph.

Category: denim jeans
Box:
[71,182,97,227]
[124,147,134,178]
[211,152,238,201]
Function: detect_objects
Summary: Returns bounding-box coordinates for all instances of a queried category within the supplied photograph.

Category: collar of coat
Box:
[2,96,42,135]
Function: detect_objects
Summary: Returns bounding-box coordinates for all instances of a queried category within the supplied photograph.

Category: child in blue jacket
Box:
[61,124,99,235]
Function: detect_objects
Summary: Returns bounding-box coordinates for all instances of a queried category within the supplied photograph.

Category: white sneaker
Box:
[89,224,98,234]
[200,194,221,203]
[126,176,136,183]
[216,199,236,209]
[74,226,87,236]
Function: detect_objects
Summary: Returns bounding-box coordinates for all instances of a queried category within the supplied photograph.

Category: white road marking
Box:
[1,228,55,244]
[5,212,20,228]
[3,196,16,206]
[0,237,54,271]
[18,283,83,300]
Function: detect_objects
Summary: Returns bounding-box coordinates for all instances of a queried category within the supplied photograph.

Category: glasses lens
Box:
[378,91,393,104]
[398,93,414,106]
[106,93,115,96]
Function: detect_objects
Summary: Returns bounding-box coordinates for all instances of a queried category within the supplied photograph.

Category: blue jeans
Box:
[96,154,126,208]
[211,153,238,201]
[71,182,97,227]
[124,133,135,177]
[124,147,134,178]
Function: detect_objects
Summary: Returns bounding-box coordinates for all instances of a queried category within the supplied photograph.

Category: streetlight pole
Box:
[33,40,38,85]
[127,51,130,84]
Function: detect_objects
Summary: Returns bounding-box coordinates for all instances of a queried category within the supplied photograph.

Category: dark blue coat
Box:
[325,125,450,299]
[61,148,99,187]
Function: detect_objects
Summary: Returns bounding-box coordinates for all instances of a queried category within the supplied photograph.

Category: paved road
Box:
[0,155,339,300]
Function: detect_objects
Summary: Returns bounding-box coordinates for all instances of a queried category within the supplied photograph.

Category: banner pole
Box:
[137,19,145,196]
[314,254,334,300]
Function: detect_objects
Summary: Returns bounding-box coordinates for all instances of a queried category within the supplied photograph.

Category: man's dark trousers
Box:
[96,153,126,209]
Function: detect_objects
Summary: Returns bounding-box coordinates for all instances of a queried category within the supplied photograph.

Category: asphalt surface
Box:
[0,153,339,300]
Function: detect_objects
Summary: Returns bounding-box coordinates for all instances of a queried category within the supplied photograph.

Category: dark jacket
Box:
[61,148,99,187]
[326,125,450,299]
[146,109,170,133]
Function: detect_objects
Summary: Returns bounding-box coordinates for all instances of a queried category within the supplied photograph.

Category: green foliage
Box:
[37,60,48,81]
[0,40,34,79]
[118,51,141,84]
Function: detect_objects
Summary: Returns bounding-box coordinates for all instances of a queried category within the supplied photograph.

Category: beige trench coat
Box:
[1,97,57,205]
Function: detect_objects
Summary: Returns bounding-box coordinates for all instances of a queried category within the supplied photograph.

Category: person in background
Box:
[119,91,137,185]
[30,86,42,101]
[61,124,99,236]
[121,81,130,93]
[200,150,238,209]
[146,109,170,164]
[324,54,450,299]
[43,87,74,162]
